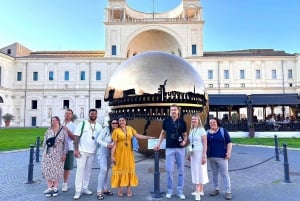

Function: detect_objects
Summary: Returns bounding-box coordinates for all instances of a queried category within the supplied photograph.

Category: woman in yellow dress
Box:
[111,116,153,197]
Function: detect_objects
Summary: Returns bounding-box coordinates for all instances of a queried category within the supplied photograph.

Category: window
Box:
[80,71,85,81]
[208,84,213,88]
[31,100,37,109]
[49,71,54,81]
[63,100,69,109]
[224,83,230,88]
[64,71,69,81]
[224,70,229,79]
[7,49,11,55]
[241,83,245,87]
[112,45,117,55]
[33,72,38,81]
[192,44,197,55]
[240,70,245,79]
[208,70,213,80]
[96,71,102,80]
[95,100,101,109]
[31,117,37,127]
[272,70,277,79]
[288,69,293,79]
[256,70,261,79]
[17,72,22,81]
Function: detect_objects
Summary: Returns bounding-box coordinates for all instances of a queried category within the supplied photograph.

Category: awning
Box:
[208,94,248,110]
[208,94,247,106]
[251,94,300,106]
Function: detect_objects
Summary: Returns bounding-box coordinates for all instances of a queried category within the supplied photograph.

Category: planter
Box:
[4,120,11,128]
[249,128,255,138]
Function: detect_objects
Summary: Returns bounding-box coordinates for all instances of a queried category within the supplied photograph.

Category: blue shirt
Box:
[207,127,231,158]
[163,117,187,148]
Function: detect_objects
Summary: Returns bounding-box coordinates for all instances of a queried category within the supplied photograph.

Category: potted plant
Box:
[2,113,15,127]
[249,124,255,138]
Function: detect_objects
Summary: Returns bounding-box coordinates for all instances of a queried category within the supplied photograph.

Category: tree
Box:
[2,113,15,127]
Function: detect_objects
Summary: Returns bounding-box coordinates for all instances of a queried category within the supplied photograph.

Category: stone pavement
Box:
[0,145,299,201]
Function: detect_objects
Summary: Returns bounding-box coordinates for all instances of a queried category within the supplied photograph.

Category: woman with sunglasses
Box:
[110,116,154,197]
[96,118,119,200]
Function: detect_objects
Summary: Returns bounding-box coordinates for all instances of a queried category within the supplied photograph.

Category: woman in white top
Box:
[96,118,119,200]
[188,114,209,201]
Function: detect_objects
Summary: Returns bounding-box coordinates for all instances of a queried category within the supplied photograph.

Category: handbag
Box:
[46,126,63,148]
[131,136,139,152]
[186,144,193,155]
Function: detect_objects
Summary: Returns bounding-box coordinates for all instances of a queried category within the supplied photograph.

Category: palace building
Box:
[0,0,299,128]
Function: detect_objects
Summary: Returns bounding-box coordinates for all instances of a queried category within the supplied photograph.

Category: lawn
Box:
[0,127,47,152]
[0,128,299,152]
[232,137,300,149]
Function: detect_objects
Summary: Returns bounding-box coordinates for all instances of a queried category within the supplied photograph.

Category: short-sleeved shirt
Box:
[64,121,76,151]
[75,120,102,154]
[163,117,187,148]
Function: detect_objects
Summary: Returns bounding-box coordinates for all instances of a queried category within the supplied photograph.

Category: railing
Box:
[222,122,300,132]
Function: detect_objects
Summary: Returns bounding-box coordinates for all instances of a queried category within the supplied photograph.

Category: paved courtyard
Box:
[0,145,299,201]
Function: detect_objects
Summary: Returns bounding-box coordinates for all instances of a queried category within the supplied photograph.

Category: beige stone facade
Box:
[0,0,299,127]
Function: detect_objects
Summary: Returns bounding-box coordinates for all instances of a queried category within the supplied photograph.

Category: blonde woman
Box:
[187,114,209,201]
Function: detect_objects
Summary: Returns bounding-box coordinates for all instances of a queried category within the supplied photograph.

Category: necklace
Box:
[90,122,96,140]
[191,127,199,148]
[122,127,128,146]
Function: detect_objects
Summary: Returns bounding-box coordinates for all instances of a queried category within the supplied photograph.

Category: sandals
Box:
[103,190,113,196]
[127,191,133,197]
[97,193,104,200]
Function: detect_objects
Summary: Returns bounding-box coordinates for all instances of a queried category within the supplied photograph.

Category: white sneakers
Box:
[81,188,93,195]
[178,194,186,199]
[73,192,81,200]
[73,188,92,200]
[166,193,172,199]
[195,192,201,201]
[166,193,186,200]
[62,183,68,192]
[191,191,204,196]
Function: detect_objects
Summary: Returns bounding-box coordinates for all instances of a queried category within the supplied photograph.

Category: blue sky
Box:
[0,0,299,53]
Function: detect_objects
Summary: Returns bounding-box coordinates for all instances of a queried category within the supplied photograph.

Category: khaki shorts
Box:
[64,151,74,170]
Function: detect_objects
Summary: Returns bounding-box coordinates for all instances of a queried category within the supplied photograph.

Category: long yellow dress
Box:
[111,126,139,188]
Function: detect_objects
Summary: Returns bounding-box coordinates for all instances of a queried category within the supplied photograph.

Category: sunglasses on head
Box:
[111,122,118,124]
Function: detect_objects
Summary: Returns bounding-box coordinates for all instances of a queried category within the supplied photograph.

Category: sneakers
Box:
[209,189,219,196]
[191,191,204,196]
[44,188,53,197]
[165,193,173,199]
[81,188,93,195]
[52,188,58,197]
[195,192,201,201]
[62,183,68,192]
[225,192,232,200]
[74,192,81,200]
[178,194,186,200]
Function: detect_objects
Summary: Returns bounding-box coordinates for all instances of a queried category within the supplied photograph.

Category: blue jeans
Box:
[165,148,185,195]
[209,157,231,193]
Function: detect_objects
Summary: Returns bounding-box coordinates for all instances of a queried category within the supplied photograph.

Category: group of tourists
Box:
[41,105,233,201]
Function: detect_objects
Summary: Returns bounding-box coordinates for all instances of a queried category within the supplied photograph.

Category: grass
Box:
[0,128,300,152]
[232,138,300,149]
[0,127,47,152]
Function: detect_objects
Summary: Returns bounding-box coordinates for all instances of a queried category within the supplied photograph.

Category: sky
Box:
[0,0,299,54]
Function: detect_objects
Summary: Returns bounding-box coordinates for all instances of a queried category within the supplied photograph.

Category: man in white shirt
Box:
[62,109,76,192]
[73,109,103,200]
